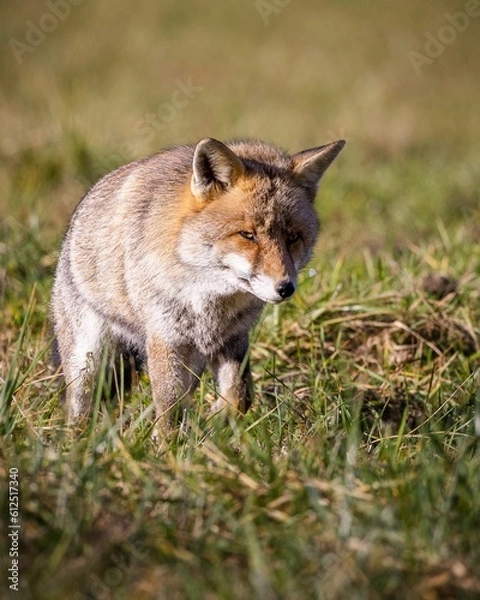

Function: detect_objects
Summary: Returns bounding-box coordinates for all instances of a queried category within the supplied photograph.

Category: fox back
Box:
[51,137,345,429]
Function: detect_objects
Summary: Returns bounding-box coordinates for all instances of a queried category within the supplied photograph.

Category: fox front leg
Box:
[55,304,107,424]
[209,336,254,416]
[147,337,206,433]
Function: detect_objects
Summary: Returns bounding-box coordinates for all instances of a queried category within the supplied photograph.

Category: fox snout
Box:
[246,268,298,304]
[222,247,299,303]
[252,239,300,303]
[249,273,297,304]
[260,275,297,304]
[276,279,296,300]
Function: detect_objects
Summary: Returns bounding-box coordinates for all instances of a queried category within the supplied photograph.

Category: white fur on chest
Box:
[125,251,263,354]
[148,281,262,354]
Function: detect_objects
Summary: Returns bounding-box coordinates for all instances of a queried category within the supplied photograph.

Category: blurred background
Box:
[1,0,479,304]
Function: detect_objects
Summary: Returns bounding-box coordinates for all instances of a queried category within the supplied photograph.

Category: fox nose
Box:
[276,280,296,300]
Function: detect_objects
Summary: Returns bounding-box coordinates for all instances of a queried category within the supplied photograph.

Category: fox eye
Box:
[287,232,301,245]
[238,231,257,242]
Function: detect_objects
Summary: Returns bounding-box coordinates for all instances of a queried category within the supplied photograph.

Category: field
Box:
[1,1,480,598]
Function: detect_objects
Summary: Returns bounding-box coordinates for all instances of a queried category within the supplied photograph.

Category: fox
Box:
[51,137,345,431]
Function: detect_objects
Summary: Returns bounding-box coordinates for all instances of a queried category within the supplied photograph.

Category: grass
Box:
[1,0,480,598]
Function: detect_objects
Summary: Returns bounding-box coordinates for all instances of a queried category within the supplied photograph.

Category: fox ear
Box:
[291,140,345,190]
[191,138,245,200]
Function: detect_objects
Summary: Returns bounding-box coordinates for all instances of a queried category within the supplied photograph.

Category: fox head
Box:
[178,137,345,304]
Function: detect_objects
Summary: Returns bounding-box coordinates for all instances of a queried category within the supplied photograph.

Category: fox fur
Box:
[51,137,345,430]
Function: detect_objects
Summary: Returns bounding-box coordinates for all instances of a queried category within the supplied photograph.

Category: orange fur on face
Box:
[177,168,319,297]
